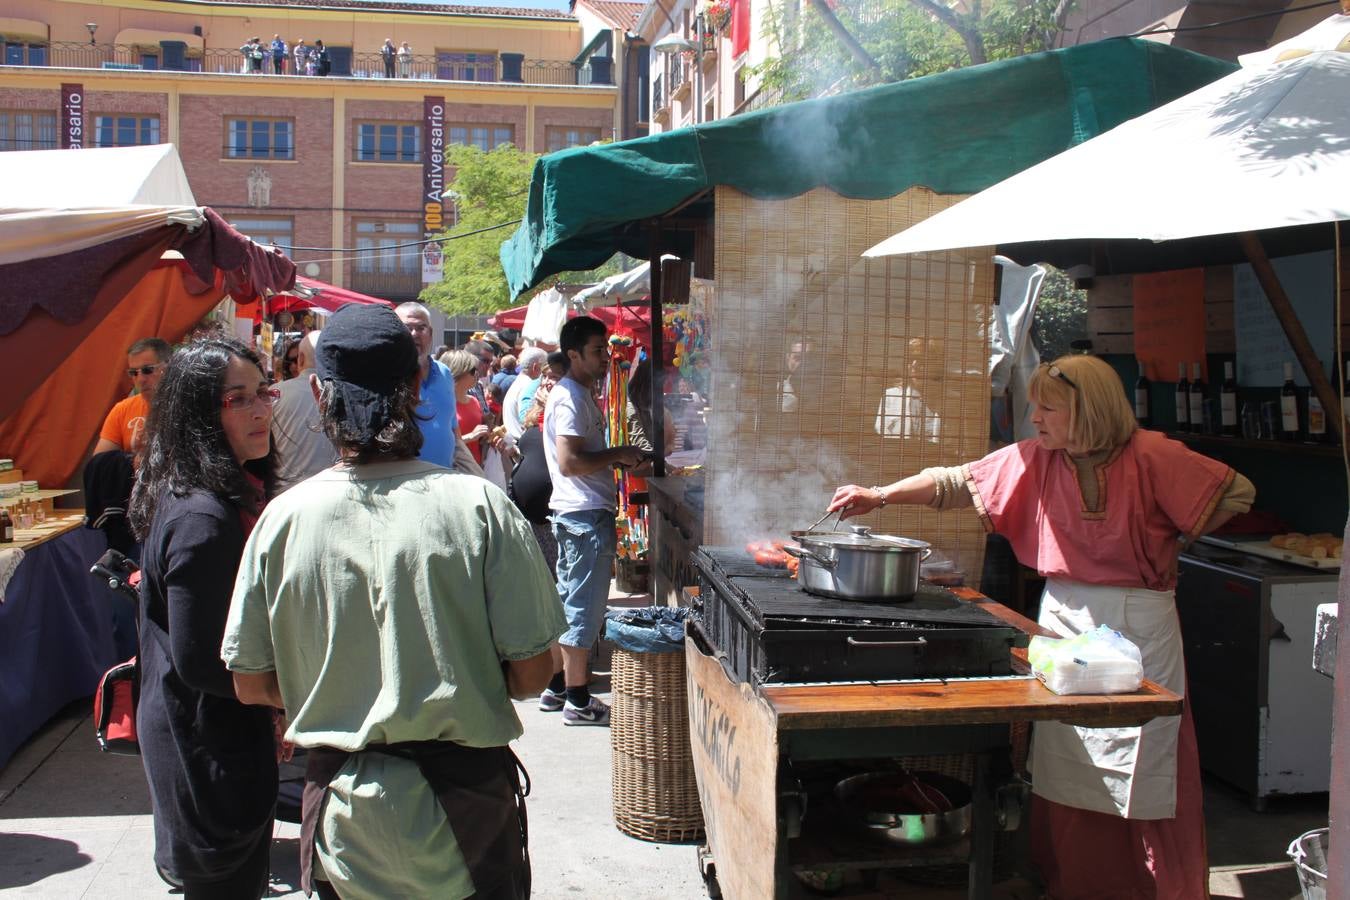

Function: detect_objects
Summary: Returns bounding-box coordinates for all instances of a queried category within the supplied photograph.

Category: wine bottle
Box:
[1341,355,1350,444]
[1308,378,1327,443]
[1220,361,1238,436]
[1189,362,1207,434]
[1175,362,1190,432]
[1134,370,1151,427]
[1280,362,1300,440]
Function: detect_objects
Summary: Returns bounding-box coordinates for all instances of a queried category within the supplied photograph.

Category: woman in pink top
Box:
[830,354,1254,900]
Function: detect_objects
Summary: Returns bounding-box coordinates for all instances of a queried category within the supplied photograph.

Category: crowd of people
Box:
[95,305,647,898]
[236,35,415,77]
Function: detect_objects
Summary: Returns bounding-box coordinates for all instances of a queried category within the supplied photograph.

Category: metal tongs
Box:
[804,507,844,533]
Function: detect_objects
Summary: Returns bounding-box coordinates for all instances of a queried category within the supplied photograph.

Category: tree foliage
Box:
[419,144,626,316]
[749,0,1072,103]
[1032,267,1089,361]
[419,144,537,315]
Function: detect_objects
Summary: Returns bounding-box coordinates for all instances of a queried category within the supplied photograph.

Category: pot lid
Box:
[800,525,931,553]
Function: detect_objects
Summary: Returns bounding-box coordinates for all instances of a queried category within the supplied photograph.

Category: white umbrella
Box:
[864,36,1350,258]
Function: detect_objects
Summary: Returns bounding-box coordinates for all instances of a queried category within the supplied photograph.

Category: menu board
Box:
[1133,269,1206,381]
[1233,251,1334,387]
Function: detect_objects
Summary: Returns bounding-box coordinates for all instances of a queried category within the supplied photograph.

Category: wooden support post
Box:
[649,222,666,479]
[1238,232,1347,444]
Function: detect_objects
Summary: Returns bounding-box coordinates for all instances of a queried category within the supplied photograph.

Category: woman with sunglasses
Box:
[129,339,280,899]
[278,339,301,381]
[828,353,1253,900]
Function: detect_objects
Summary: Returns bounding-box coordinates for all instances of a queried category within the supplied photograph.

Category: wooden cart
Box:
[685,591,1184,900]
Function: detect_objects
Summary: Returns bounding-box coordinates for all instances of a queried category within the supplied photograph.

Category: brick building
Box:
[0,0,623,301]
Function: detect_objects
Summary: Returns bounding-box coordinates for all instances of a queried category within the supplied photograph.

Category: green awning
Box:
[502,38,1235,298]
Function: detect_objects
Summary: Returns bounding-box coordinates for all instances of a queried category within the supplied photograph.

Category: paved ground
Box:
[0,585,1329,899]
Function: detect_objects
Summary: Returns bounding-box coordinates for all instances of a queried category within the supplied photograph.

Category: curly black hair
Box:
[129,338,273,538]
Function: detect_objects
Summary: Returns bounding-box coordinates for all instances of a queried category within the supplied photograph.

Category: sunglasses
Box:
[221,386,282,411]
[127,364,161,378]
[1045,364,1079,391]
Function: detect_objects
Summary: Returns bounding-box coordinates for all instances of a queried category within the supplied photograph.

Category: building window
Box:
[354,122,420,163]
[0,110,57,151]
[3,43,47,66]
[94,115,161,148]
[230,216,294,250]
[225,117,294,160]
[436,51,496,82]
[354,220,421,274]
[447,125,514,151]
[546,126,602,152]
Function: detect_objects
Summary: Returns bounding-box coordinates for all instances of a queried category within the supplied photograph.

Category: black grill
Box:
[694,547,1024,686]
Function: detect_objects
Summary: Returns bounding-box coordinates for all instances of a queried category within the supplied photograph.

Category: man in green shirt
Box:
[223,304,562,900]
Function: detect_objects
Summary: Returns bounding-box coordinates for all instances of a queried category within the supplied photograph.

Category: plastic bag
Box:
[1028,625,1143,695]
[604,606,689,654]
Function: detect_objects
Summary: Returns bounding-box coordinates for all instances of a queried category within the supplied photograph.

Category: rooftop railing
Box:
[19,42,615,87]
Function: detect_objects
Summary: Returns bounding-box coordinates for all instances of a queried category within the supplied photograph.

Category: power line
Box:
[274,218,521,253]
[1135,0,1340,36]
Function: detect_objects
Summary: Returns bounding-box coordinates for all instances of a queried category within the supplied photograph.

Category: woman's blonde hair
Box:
[439,349,478,380]
[1028,354,1138,453]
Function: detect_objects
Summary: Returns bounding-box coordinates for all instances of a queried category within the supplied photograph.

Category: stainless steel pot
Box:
[834,770,972,846]
[784,525,931,601]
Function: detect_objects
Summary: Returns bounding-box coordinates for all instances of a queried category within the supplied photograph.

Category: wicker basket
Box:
[610,647,705,843]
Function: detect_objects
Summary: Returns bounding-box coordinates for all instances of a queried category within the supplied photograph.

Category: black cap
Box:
[315,305,419,442]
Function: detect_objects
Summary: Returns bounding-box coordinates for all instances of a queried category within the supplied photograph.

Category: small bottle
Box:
[1175,362,1190,432]
[1280,362,1300,440]
[1134,371,1151,427]
[1341,355,1350,445]
[1308,389,1327,443]
[1220,361,1238,436]
[1189,362,1207,433]
[0,505,12,542]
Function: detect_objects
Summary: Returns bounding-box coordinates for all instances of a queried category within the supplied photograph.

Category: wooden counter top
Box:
[2,512,86,553]
[753,587,1182,731]
[759,674,1181,731]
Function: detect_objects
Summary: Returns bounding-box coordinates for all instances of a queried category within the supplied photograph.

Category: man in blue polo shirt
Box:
[395,302,459,467]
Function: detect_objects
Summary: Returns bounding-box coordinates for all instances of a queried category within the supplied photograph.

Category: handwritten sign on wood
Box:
[1133,269,1207,381]
[1234,250,1334,387]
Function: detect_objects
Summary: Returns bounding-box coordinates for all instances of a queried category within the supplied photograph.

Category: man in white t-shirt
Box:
[541,316,644,725]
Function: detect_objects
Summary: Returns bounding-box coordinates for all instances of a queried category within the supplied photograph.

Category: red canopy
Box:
[488,301,652,347]
[268,276,393,315]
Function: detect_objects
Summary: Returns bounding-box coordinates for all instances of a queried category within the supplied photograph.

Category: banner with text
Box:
[421,95,446,284]
[61,83,85,149]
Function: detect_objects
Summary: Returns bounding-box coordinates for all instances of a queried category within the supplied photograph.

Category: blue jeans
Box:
[552,509,616,648]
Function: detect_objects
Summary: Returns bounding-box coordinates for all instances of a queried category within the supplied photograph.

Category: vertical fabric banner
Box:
[1133,268,1206,381]
[421,95,446,284]
[61,83,85,149]
[730,0,750,58]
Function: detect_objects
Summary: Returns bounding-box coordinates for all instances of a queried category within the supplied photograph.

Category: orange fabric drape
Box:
[0,266,224,487]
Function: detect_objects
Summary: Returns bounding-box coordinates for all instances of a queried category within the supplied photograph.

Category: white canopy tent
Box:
[0,144,203,266]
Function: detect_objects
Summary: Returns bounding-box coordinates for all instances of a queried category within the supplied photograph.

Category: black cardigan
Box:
[137,489,276,882]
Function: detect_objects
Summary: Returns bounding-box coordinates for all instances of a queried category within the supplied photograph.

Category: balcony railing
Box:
[652,73,665,114]
[349,269,424,301]
[18,42,615,87]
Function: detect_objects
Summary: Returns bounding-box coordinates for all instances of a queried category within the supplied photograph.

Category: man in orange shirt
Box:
[94,338,172,455]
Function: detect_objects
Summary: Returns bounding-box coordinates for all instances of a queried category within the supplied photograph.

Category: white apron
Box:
[1029,578,1185,820]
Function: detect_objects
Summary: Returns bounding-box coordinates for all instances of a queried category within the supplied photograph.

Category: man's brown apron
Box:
[300,741,530,899]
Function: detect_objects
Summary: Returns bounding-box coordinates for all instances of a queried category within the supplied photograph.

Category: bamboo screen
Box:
[705,185,994,585]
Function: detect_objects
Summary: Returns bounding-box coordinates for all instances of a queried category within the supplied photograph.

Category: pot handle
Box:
[781,544,836,570]
[921,547,933,561]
